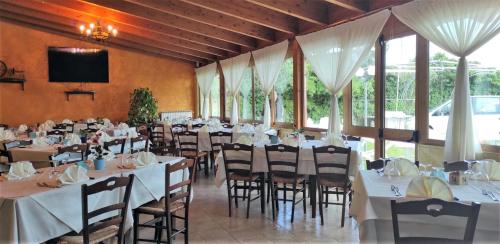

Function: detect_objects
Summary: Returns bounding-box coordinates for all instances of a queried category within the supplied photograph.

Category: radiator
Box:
[160,111,193,121]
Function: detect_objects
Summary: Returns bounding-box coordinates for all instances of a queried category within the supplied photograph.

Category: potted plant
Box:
[93,145,108,170]
[127,88,158,127]
[79,129,90,143]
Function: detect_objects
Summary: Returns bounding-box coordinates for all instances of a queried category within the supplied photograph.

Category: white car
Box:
[429,96,500,145]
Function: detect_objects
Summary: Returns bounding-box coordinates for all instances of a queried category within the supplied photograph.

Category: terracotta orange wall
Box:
[0,20,196,127]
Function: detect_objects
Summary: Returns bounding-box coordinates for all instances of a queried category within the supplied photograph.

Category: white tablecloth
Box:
[350,170,500,243]
[0,155,185,244]
[214,140,361,187]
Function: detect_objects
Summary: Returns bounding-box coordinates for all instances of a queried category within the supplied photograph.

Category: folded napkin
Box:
[135,151,158,167]
[97,131,112,144]
[0,129,15,141]
[102,118,111,125]
[38,122,53,132]
[322,133,345,147]
[44,120,56,127]
[282,137,298,147]
[7,161,37,180]
[18,124,28,133]
[87,148,115,161]
[86,118,96,123]
[193,118,203,123]
[118,122,129,130]
[127,130,139,138]
[253,132,271,145]
[65,133,82,145]
[255,124,266,134]
[236,135,253,146]
[233,124,241,133]
[406,176,453,201]
[32,137,49,147]
[384,158,419,176]
[58,165,90,185]
[473,160,500,181]
[199,125,209,133]
[62,119,74,124]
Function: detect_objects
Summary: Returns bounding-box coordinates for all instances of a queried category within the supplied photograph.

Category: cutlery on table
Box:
[482,189,499,201]
[391,185,402,197]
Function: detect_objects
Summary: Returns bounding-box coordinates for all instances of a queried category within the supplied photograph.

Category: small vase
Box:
[94,159,105,170]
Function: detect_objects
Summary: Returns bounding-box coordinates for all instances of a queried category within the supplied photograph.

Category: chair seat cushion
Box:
[181,151,207,158]
[319,178,351,188]
[228,173,259,181]
[137,199,185,215]
[272,175,305,184]
[59,225,119,244]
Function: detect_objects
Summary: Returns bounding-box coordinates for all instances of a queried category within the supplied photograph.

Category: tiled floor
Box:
[137,174,360,243]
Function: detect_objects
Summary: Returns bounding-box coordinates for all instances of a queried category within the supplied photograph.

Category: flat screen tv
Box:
[48,47,109,82]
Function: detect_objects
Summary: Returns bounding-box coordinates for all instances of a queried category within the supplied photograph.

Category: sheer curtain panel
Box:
[252,41,289,129]
[296,10,390,135]
[220,53,251,125]
[195,62,218,120]
[393,0,500,161]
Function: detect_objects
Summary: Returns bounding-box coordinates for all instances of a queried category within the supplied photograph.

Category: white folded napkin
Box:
[86,118,96,123]
[0,129,15,141]
[255,124,266,134]
[135,151,158,167]
[44,120,56,127]
[282,137,298,147]
[199,125,209,133]
[32,137,49,147]
[473,160,500,181]
[58,165,89,185]
[236,135,253,146]
[102,118,111,125]
[7,161,37,180]
[406,176,453,201]
[97,131,112,145]
[38,122,53,132]
[233,124,241,133]
[127,130,139,138]
[322,133,345,147]
[18,124,28,133]
[62,119,73,124]
[253,132,271,145]
[193,118,203,123]
[118,123,129,130]
[384,158,419,176]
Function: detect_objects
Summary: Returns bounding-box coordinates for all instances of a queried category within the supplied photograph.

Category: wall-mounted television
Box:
[48,47,109,82]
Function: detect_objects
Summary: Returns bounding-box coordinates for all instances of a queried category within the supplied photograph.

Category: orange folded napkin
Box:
[37,179,62,188]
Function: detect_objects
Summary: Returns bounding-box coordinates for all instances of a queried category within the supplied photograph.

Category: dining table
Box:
[0,155,186,244]
[349,170,500,243]
[214,139,362,218]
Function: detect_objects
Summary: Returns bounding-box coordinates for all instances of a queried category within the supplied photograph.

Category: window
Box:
[274,58,294,124]
[384,35,416,130]
[385,140,415,161]
[352,47,376,127]
[239,68,253,120]
[210,74,220,117]
[428,35,500,145]
[252,69,265,121]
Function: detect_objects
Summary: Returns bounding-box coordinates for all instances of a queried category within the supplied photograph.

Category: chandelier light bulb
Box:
[89,23,95,29]
[112,29,118,36]
[85,29,91,35]
[107,25,113,32]
[79,25,85,33]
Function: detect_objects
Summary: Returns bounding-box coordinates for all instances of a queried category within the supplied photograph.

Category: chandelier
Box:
[79,20,117,42]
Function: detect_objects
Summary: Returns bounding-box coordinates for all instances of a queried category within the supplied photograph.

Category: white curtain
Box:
[392,0,500,162]
[220,53,251,125]
[296,10,390,135]
[195,62,218,120]
[252,41,289,129]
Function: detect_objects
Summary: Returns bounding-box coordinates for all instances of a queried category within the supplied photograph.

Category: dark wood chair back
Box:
[177,131,199,156]
[342,135,361,141]
[164,159,195,214]
[0,124,7,129]
[53,124,67,131]
[209,131,233,152]
[1,140,32,162]
[366,159,389,170]
[130,135,149,153]
[192,123,205,129]
[87,122,98,130]
[264,144,300,182]
[51,144,89,163]
[312,145,351,187]
[444,161,469,172]
[171,124,188,134]
[149,123,166,145]
[391,198,480,244]
[222,143,254,178]
[81,175,135,244]
[65,123,75,133]
[221,123,234,129]
[304,135,315,140]
[104,139,125,154]
[47,130,65,136]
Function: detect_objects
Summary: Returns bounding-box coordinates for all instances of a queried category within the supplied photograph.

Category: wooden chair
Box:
[59,175,134,244]
[1,140,32,163]
[53,124,67,131]
[86,122,98,130]
[171,124,188,134]
[312,145,352,226]
[366,159,389,170]
[130,135,149,154]
[264,144,306,222]
[222,143,264,218]
[209,131,233,169]
[0,124,8,129]
[133,159,195,244]
[47,130,65,136]
[149,123,176,156]
[191,123,205,129]
[304,135,315,140]
[177,131,208,181]
[104,139,125,155]
[342,135,361,141]
[221,123,234,129]
[444,161,469,172]
[391,198,481,244]
[65,123,75,133]
[50,144,89,164]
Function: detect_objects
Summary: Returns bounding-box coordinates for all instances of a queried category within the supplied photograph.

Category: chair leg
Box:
[283,184,287,204]
[270,181,276,221]
[243,182,247,201]
[260,178,265,214]
[274,183,279,212]
[266,178,271,204]
[204,155,209,176]
[246,181,252,218]
[192,158,198,183]
[166,214,172,244]
[302,181,307,214]
[184,208,189,244]
[291,183,297,223]
[341,192,347,227]
[318,185,324,225]
[325,187,329,208]
[226,180,233,217]
[133,211,139,243]
[154,215,161,243]
[234,180,239,208]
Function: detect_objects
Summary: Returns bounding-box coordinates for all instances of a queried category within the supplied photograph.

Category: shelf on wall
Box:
[0,78,25,90]
[64,90,96,101]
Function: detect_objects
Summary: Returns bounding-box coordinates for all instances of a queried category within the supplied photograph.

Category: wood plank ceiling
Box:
[0,0,411,65]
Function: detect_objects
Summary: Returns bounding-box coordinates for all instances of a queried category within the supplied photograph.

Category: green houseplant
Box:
[127,88,158,127]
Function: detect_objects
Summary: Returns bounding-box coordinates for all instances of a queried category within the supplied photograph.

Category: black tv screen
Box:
[48,47,109,82]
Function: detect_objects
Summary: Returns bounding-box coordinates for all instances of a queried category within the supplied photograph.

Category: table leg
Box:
[309,175,317,218]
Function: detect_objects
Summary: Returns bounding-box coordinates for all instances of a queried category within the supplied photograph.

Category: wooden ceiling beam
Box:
[7,0,226,58]
[245,0,328,26]
[43,0,240,54]
[125,0,275,42]
[321,0,368,12]
[0,4,209,64]
[84,0,256,48]
[179,0,297,34]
